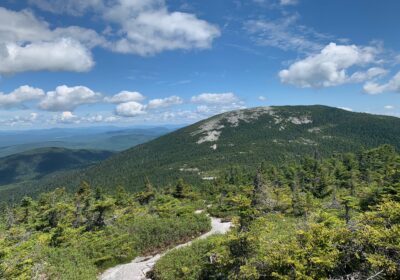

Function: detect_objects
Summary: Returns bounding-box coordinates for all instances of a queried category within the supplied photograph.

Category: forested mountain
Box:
[1,145,399,279]
[0,126,172,157]
[0,147,113,197]
[8,105,400,199]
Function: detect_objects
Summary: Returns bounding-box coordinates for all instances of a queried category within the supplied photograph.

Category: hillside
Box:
[1,144,399,279]
[0,127,171,157]
[8,105,400,198]
[0,147,113,194]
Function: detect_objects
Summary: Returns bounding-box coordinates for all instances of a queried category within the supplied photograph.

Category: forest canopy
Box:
[1,144,399,279]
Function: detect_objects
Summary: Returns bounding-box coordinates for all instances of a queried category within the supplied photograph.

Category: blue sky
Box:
[0,0,400,129]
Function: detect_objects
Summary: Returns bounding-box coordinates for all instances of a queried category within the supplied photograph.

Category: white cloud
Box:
[114,95,183,117]
[0,85,44,108]
[60,111,78,123]
[109,10,220,55]
[190,93,246,118]
[363,71,400,94]
[258,95,267,101]
[191,93,240,104]
[349,67,387,83]
[39,85,102,111]
[0,112,42,127]
[384,105,395,110]
[115,101,147,117]
[0,39,94,74]
[0,2,220,75]
[245,14,329,53]
[52,112,121,125]
[105,91,145,103]
[0,7,99,74]
[196,105,211,113]
[279,43,380,88]
[53,26,107,49]
[29,0,221,56]
[0,7,50,42]
[147,96,183,109]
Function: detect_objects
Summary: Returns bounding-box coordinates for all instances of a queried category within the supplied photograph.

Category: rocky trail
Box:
[99,216,232,280]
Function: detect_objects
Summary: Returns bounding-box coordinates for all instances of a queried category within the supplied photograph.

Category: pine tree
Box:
[115,185,128,206]
[173,178,186,199]
[73,181,92,228]
[251,169,265,208]
[20,196,32,223]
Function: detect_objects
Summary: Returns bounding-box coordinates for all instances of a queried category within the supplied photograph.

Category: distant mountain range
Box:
[0,126,175,157]
[2,105,400,201]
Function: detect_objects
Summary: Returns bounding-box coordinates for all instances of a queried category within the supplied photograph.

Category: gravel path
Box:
[99,216,232,280]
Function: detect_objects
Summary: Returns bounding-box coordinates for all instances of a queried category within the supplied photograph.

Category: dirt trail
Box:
[99,216,232,280]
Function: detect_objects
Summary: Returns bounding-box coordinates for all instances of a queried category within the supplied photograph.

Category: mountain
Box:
[0,147,114,199]
[5,105,400,199]
[0,126,173,157]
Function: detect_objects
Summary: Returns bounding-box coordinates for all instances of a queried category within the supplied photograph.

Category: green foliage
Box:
[1,144,400,280]
[152,145,400,280]
[0,185,211,279]
[152,235,225,280]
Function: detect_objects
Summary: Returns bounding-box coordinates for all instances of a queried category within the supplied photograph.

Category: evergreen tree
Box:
[73,181,92,228]
[173,178,186,199]
[115,185,128,206]
[251,169,265,208]
[20,196,32,223]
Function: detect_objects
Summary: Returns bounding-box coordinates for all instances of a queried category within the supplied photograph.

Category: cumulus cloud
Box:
[191,93,241,104]
[1,2,219,75]
[349,67,387,83]
[363,71,400,94]
[196,105,211,113]
[384,105,395,110]
[51,112,120,125]
[190,93,245,118]
[101,0,221,56]
[0,85,44,108]
[113,95,183,117]
[279,43,381,88]
[29,0,220,56]
[0,7,99,74]
[115,101,147,117]
[0,39,94,74]
[59,111,78,123]
[258,96,267,101]
[39,85,102,111]
[105,91,145,103]
[0,112,41,127]
[147,96,183,109]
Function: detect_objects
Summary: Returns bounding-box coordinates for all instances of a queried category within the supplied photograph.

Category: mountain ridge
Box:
[4,105,400,199]
[0,147,114,198]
